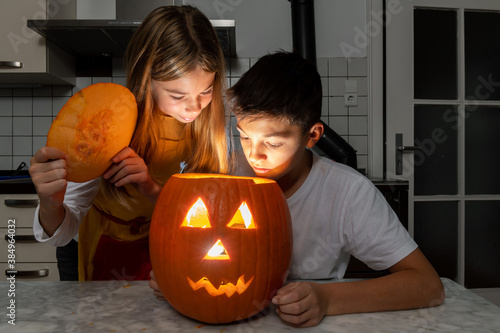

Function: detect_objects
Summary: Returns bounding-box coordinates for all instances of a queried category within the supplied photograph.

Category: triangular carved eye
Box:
[181,198,211,228]
[227,202,256,229]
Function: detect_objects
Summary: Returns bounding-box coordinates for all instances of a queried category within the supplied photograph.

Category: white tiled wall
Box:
[0,57,368,173]
[228,57,369,173]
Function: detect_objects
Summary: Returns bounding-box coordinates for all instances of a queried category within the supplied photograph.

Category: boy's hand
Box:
[103,147,161,201]
[149,270,165,301]
[272,281,329,327]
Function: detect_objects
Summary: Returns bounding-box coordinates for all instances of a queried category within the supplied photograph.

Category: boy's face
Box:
[236,116,314,182]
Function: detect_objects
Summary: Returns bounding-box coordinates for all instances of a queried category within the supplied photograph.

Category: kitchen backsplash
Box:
[0,56,368,173]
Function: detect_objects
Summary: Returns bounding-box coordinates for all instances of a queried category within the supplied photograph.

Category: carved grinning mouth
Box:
[187,275,254,297]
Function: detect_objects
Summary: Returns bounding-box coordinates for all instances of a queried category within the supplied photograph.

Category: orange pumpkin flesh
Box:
[150,174,293,324]
[46,83,137,182]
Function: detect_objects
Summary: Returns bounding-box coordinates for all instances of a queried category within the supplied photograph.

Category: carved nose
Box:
[203,239,230,260]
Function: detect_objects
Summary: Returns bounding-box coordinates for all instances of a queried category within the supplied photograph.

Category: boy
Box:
[225,51,444,327]
[150,51,444,327]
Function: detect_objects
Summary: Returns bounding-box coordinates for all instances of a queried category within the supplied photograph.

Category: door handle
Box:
[397,146,422,151]
[4,199,39,208]
[4,235,37,243]
[0,61,23,69]
[5,269,49,278]
[396,133,422,175]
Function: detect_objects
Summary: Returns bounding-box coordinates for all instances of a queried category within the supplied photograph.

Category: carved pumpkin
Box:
[150,174,293,324]
[46,82,137,182]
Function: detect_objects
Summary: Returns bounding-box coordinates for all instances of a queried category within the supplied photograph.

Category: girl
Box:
[30,6,229,280]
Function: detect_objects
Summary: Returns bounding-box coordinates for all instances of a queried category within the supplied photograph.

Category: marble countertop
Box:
[1,278,499,333]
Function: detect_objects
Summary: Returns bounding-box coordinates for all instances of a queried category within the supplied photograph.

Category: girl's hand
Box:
[29,147,68,209]
[149,270,166,300]
[103,147,161,201]
[272,281,329,327]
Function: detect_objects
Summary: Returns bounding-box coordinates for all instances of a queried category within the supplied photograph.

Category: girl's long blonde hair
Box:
[102,5,229,204]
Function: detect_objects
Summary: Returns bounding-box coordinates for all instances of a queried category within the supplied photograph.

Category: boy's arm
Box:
[273,248,444,327]
[324,248,444,315]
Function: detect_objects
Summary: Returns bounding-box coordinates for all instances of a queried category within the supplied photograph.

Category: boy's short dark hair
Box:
[227,51,322,133]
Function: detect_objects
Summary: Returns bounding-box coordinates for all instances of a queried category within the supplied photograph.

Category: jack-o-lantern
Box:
[150,174,293,324]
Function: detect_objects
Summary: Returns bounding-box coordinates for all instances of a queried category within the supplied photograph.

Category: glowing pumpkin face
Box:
[150,174,293,324]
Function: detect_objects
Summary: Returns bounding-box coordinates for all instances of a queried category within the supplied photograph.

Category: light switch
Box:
[345,80,358,93]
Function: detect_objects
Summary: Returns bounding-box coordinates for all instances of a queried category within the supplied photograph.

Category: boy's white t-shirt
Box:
[286,152,417,280]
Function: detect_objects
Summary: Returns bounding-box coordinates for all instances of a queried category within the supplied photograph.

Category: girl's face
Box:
[151,66,216,123]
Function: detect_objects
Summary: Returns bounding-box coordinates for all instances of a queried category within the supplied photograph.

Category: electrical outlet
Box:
[344,93,358,106]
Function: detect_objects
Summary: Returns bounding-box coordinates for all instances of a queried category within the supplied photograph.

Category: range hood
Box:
[27,19,236,59]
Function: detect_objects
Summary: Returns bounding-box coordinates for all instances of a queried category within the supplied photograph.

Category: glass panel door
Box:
[464,106,500,195]
[386,0,500,288]
[464,11,500,101]
[413,104,458,196]
[414,9,458,100]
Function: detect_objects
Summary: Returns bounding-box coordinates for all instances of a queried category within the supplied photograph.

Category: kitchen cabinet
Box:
[0,194,59,281]
[0,0,75,86]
